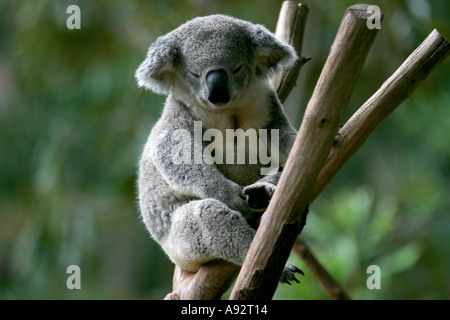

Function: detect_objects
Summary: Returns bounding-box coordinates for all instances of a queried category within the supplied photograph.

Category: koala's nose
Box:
[206,69,230,104]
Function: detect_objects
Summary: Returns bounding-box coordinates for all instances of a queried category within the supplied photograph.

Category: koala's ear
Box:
[248,25,298,76]
[135,34,179,94]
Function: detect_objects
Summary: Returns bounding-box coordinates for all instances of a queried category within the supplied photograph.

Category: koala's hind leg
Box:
[163,199,255,273]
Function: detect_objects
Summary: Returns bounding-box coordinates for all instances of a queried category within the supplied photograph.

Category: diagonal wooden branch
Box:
[293,238,351,299]
[230,4,380,300]
[291,27,448,300]
[310,28,449,202]
[274,1,348,300]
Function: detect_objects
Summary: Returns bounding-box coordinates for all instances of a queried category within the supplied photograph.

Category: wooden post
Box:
[230,4,380,300]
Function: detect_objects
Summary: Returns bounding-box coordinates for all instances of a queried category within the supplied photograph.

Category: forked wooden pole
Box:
[290,27,448,300]
[310,28,449,202]
[164,5,449,300]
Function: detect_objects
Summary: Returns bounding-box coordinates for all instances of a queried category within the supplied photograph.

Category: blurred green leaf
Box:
[378,242,423,275]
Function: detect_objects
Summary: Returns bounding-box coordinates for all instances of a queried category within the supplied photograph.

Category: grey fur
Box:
[136,14,302,282]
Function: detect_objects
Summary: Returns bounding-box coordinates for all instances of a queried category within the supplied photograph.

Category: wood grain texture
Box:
[164,261,239,300]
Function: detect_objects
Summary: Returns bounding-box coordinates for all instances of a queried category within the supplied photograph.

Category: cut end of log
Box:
[348,3,384,20]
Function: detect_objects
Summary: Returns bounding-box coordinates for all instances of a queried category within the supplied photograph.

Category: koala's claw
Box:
[243,182,276,210]
[280,262,304,285]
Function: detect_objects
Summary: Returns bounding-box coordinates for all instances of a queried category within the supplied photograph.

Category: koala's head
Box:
[136,14,297,110]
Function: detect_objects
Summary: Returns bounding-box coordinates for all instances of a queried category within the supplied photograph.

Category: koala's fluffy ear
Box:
[135,34,179,94]
[248,25,298,77]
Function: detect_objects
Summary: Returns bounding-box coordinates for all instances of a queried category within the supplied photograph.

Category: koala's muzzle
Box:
[206,69,230,105]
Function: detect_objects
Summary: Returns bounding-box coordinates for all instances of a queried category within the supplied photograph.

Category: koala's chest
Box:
[190,95,275,184]
[200,102,271,133]
[200,106,275,185]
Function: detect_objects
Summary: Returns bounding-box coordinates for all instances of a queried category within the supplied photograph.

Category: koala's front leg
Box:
[167,198,303,284]
[167,199,255,271]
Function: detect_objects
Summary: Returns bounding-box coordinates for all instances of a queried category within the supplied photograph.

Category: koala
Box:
[136,14,303,284]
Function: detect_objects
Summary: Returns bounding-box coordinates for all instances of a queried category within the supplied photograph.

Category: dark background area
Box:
[0,0,448,299]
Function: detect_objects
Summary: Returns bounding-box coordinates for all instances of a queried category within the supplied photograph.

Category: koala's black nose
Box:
[206,69,230,104]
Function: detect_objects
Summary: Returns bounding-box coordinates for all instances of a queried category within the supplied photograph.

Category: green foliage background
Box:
[0,0,448,299]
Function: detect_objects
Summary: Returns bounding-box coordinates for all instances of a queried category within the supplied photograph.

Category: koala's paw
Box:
[230,190,258,220]
[279,262,304,285]
[243,182,276,210]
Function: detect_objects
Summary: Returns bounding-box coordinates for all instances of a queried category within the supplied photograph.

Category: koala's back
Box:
[138,98,198,241]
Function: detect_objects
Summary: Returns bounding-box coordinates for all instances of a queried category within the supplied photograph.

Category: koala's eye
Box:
[233,65,242,75]
[189,71,200,79]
